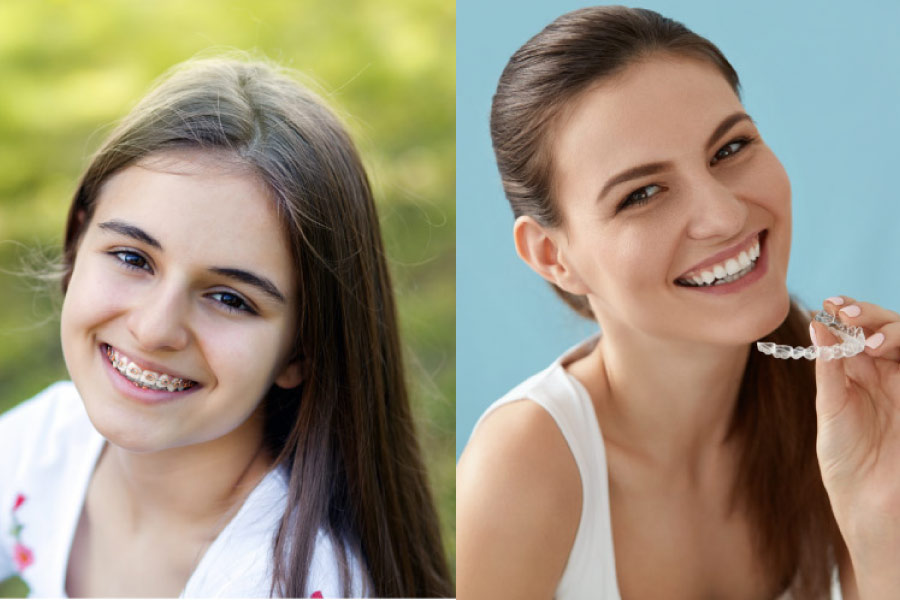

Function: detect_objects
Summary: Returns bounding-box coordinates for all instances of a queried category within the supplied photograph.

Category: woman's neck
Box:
[567,325,749,473]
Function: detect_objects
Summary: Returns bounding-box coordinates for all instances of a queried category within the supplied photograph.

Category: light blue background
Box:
[457,0,900,457]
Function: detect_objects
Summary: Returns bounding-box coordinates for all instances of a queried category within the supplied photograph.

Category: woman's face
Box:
[60,150,302,453]
[545,54,792,346]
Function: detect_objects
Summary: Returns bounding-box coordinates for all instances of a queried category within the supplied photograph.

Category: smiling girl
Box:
[458,6,900,599]
[0,57,451,598]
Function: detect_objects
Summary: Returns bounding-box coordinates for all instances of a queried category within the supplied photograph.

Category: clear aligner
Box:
[756,311,866,361]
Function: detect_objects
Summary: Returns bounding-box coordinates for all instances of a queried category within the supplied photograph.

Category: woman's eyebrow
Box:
[597,111,756,202]
[97,219,286,304]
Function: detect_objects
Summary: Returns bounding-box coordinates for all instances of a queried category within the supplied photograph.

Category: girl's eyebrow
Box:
[208,267,286,304]
[99,219,162,249]
[97,219,286,304]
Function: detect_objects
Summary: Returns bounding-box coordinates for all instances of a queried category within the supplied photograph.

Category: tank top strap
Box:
[472,337,621,599]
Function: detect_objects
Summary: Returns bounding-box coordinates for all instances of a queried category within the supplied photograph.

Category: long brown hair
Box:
[61,55,451,598]
[490,7,842,598]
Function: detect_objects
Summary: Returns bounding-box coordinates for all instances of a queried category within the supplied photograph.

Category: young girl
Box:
[458,6,900,599]
[0,57,451,598]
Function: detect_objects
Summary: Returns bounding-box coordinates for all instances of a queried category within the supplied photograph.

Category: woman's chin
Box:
[728,289,792,345]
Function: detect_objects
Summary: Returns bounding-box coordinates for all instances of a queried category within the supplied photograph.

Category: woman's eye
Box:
[209,291,256,315]
[618,184,662,212]
[710,136,755,165]
[110,250,150,272]
[616,136,757,213]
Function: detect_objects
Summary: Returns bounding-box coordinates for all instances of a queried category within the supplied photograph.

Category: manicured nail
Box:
[839,305,861,318]
[825,296,845,305]
[809,323,818,346]
[865,332,885,349]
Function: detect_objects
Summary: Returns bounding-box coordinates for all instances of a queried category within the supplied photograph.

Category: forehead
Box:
[551,55,745,201]
[90,151,295,288]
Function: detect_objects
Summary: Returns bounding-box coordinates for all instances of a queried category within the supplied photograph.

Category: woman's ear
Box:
[513,215,589,295]
[274,358,304,389]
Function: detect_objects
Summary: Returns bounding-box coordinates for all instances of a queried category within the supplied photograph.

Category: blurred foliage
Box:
[0,0,455,594]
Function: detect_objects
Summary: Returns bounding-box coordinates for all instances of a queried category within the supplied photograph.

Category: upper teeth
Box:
[680,238,761,287]
[106,345,195,392]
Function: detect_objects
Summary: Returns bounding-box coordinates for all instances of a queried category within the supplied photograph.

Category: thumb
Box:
[812,320,848,422]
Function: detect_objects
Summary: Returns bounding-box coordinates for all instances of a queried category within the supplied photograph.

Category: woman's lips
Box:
[675,229,764,283]
[675,230,769,295]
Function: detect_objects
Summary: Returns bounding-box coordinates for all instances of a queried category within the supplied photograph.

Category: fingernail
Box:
[826,296,845,305]
[809,323,818,346]
[865,332,885,349]
[839,305,861,318]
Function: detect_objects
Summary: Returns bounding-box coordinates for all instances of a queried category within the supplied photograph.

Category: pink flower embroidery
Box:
[9,492,34,571]
[310,592,323,598]
[13,543,34,571]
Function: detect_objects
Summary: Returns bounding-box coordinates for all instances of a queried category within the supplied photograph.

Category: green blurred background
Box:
[0,0,455,595]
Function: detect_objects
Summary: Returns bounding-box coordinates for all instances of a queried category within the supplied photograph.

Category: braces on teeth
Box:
[756,311,866,361]
[105,345,196,391]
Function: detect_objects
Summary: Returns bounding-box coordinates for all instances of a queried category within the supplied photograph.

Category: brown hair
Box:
[62,55,451,598]
[490,6,842,598]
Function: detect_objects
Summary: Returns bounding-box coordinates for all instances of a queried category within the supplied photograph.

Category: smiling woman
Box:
[457,6,900,600]
[0,57,451,598]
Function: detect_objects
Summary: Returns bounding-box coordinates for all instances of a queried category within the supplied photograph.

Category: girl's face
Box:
[60,151,302,453]
[543,55,792,346]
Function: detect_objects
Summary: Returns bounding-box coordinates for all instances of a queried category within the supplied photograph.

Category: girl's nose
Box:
[684,175,748,241]
[125,284,190,351]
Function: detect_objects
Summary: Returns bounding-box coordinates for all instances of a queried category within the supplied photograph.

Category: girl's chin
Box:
[77,395,174,454]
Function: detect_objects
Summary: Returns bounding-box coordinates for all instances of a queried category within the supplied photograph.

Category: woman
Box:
[0,57,451,598]
[458,6,900,599]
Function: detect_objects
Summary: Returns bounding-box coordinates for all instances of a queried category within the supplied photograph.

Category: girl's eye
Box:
[209,291,256,315]
[110,250,151,272]
[616,136,757,213]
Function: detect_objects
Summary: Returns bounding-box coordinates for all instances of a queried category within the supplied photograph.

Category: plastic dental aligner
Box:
[756,311,866,361]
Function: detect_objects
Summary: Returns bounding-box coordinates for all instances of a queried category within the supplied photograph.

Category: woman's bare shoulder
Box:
[457,399,581,599]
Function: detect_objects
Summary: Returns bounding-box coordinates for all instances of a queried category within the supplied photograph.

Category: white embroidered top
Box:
[472,336,843,600]
[0,381,365,598]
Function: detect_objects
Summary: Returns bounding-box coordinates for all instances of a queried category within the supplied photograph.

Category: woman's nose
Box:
[125,284,190,351]
[684,175,748,241]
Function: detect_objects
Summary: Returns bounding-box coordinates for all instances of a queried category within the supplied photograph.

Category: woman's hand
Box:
[811,296,900,596]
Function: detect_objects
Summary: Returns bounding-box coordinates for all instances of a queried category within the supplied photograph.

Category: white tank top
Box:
[472,336,842,600]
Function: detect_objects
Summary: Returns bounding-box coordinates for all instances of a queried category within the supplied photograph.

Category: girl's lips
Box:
[99,344,201,404]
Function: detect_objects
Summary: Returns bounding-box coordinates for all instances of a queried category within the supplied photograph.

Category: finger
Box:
[842,345,882,392]
[823,295,853,313]
[861,321,900,364]
[832,300,900,333]
[812,320,849,421]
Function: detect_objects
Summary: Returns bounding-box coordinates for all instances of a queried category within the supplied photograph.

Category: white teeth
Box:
[701,271,715,284]
[713,264,726,279]
[126,362,143,379]
[725,258,740,276]
[139,371,159,386]
[738,251,751,268]
[692,275,703,285]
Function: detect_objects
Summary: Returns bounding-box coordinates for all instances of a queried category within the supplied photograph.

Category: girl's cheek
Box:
[64,259,136,325]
